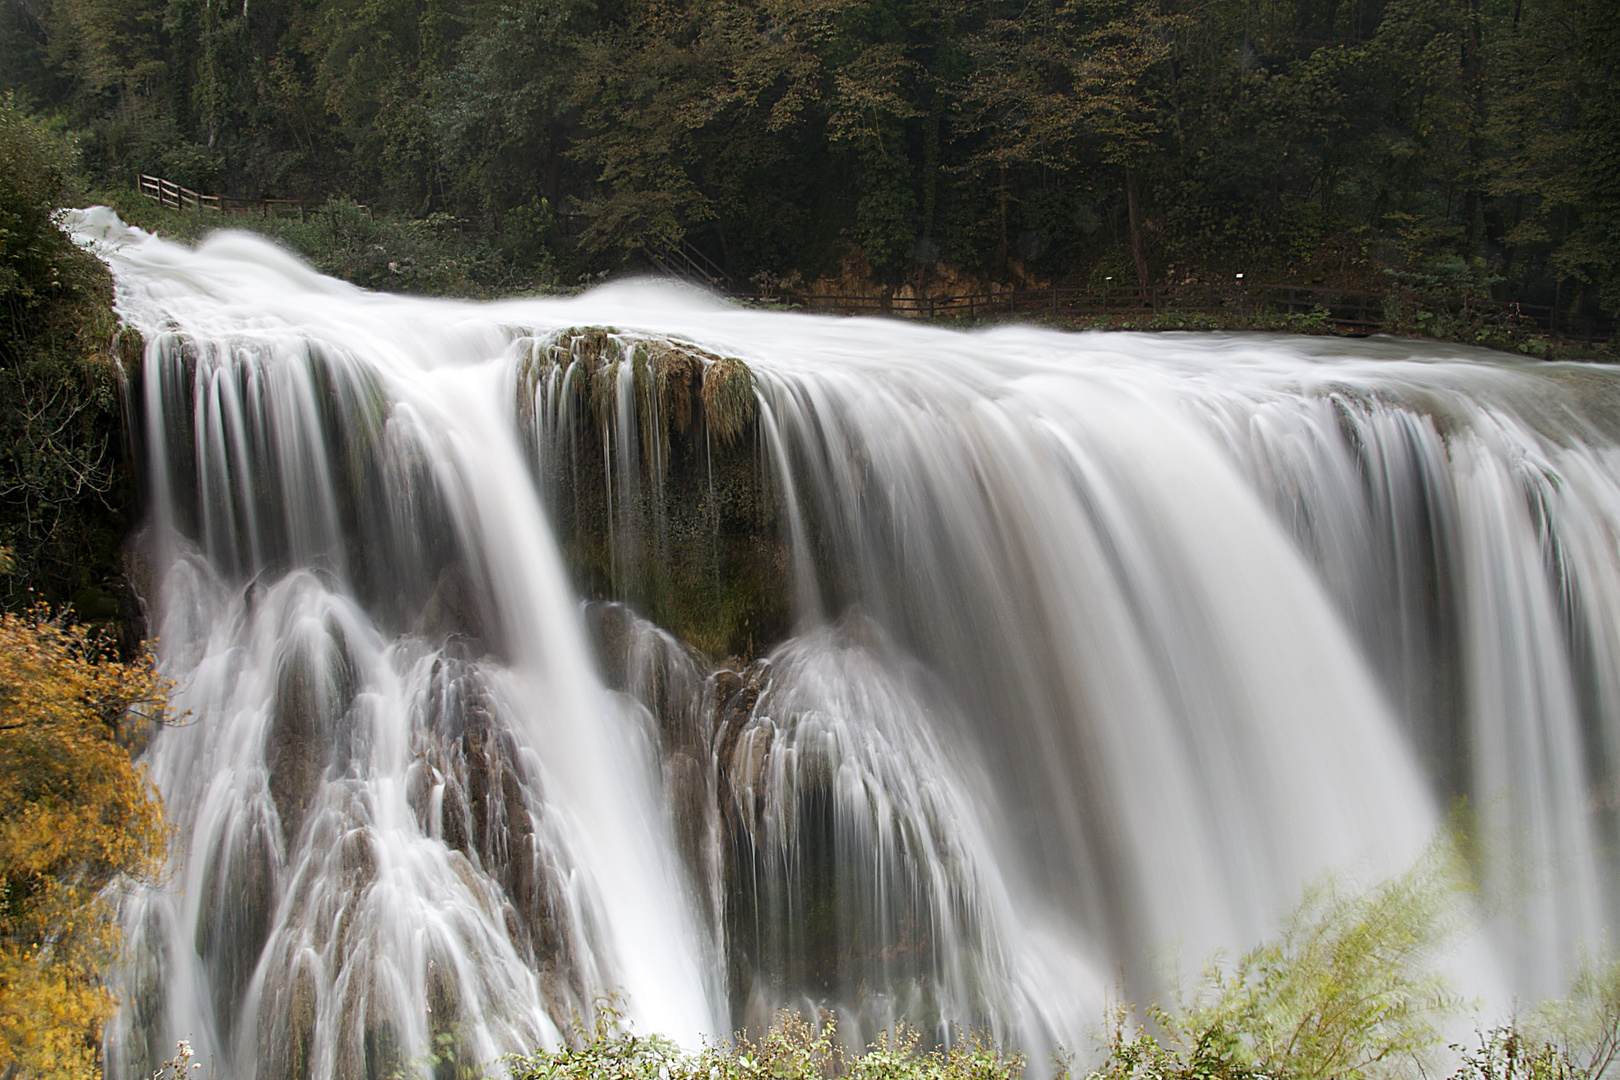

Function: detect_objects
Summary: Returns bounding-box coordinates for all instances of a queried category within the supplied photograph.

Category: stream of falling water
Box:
[68,209,1620,1079]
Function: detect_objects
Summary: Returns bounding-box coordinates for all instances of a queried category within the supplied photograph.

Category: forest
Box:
[0,0,1616,314]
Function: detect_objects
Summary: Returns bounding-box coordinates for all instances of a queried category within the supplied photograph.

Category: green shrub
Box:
[0,94,111,369]
[495,845,1470,1080]
[1451,953,1620,1080]
[0,96,129,617]
[495,849,1474,1080]
[1090,849,1466,1080]
[406,845,1620,1080]
[503,1004,1020,1080]
[95,187,559,298]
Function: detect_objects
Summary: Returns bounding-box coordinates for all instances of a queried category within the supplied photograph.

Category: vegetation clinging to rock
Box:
[701,357,757,451]
[518,328,785,661]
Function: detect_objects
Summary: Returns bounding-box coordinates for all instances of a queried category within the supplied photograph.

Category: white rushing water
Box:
[69,208,1620,1079]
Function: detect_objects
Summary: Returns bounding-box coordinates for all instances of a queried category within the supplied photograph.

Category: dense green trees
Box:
[0,98,132,619]
[1,0,1615,314]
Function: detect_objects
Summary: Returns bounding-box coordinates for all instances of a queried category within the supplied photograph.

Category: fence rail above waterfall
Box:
[138,173,368,220]
[644,238,734,291]
[730,281,1614,342]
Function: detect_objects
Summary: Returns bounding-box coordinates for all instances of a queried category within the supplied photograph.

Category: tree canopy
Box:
[0,97,133,623]
[1,0,1615,311]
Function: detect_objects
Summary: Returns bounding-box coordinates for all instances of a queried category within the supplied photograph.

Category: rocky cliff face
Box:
[518,327,791,663]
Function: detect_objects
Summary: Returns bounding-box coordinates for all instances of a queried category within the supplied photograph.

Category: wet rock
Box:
[711,661,769,776]
[665,749,712,882]
[584,601,633,689]
[414,562,492,651]
[257,959,318,1080]
[412,652,590,1016]
[266,621,356,845]
[522,328,791,660]
[193,809,279,1049]
[586,600,711,753]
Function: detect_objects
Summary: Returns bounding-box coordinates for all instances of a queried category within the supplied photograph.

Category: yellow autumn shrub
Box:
[0,605,169,1080]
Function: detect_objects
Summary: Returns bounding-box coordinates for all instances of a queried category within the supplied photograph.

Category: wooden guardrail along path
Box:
[740,281,1613,342]
[755,282,1384,327]
[138,174,365,220]
[644,238,733,290]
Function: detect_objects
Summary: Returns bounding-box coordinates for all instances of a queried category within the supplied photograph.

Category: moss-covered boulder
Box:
[517,327,789,661]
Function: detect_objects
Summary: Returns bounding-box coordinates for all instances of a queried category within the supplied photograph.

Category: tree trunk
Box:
[544,123,562,205]
[1126,166,1149,295]
[997,164,1009,280]
[1460,0,1487,258]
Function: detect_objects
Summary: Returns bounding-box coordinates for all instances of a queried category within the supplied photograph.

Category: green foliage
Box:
[491,849,1493,1080]
[1089,849,1466,1080]
[489,845,1620,1080]
[1573,0,1620,316]
[99,188,557,297]
[506,1003,1021,1080]
[6,0,1619,318]
[0,95,132,615]
[1444,950,1620,1080]
[271,201,551,296]
[0,96,109,366]
[505,999,695,1080]
[1183,860,1462,1079]
[1498,952,1620,1080]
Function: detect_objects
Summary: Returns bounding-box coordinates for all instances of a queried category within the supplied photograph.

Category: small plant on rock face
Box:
[700,356,756,449]
[386,1026,487,1080]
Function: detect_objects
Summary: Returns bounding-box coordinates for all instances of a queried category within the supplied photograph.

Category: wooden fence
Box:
[644,239,733,290]
[138,174,361,220]
[740,281,1613,342]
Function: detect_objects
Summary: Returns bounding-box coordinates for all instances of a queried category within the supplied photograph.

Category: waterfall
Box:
[69,209,1620,1079]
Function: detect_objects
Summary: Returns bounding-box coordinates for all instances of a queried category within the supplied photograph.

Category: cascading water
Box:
[69,208,1620,1079]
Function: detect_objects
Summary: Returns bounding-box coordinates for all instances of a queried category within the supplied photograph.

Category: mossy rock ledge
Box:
[517,326,791,663]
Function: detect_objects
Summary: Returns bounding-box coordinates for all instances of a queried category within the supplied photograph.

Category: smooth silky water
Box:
[67,208,1620,1079]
